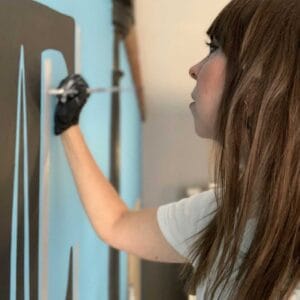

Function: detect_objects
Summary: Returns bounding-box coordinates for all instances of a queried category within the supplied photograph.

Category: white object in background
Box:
[128,284,136,300]
[186,186,203,197]
[188,295,196,300]
[208,182,217,190]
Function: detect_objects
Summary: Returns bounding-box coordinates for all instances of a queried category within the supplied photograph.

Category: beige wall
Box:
[135,1,230,208]
[135,1,231,111]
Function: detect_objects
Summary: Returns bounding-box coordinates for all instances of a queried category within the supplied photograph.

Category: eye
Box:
[205,41,219,55]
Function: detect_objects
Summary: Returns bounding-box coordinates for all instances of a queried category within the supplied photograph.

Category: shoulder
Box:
[163,189,218,224]
[156,189,219,259]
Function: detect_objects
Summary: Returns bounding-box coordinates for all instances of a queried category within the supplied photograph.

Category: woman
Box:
[54,0,300,299]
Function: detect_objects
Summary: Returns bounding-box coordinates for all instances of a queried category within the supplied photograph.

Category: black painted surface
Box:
[66,247,73,300]
[0,1,74,298]
[142,261,188,300]
[108,30,122,300]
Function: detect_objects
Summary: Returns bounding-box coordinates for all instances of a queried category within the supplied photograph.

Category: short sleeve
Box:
[156,189,218,261]
[289,283,300,300]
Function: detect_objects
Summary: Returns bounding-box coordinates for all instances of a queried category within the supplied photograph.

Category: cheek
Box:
[196,59,226,113]
[198,59,226,98]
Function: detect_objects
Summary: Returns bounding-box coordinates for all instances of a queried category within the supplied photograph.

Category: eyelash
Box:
[205,41,219,54]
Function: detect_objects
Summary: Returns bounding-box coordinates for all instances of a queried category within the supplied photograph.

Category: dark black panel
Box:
[142,262,188,300]
[0,1,74,298]
[108,31,123,300]
[66,248,73,300]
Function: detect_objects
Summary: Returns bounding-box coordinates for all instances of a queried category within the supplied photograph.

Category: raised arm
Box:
[55,74,187,264]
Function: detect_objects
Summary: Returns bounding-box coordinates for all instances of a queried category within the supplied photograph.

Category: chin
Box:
[195,126,213,139]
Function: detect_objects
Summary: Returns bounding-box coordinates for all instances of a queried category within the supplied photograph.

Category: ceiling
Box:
[134,1,230,113]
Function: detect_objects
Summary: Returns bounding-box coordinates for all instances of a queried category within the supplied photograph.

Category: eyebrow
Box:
[206,32,213,39]
[206,32,216,40]
[206,33,220,45]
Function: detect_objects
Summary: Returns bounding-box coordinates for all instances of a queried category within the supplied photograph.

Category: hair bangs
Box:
[207,0,260,57]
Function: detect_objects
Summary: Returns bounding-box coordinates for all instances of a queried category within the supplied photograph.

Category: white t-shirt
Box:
[156,189,300,299]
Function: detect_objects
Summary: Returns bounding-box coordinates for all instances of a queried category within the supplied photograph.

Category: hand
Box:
[54,74,90,135]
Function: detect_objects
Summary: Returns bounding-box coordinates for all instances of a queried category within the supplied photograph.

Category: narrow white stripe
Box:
[10,45,24,300]
[75,25,81,74]
[22,46,30,300]
[38,58,52,300]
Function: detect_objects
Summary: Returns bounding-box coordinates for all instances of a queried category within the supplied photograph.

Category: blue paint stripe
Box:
[22,49,30,300]
[10,45,24,300]
[10,45,30,300]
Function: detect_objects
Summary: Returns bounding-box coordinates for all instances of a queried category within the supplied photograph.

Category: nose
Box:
[189,64,198,80]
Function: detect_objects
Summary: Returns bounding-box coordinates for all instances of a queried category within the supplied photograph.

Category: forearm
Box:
[61,125,129,241]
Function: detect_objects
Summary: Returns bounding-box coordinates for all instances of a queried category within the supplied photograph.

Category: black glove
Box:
[54,74,90,135]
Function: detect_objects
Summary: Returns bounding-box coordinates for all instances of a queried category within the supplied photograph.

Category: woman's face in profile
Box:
[189,38,227,139]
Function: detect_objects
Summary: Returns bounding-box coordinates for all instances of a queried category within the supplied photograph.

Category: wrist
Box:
[61,124,81,139]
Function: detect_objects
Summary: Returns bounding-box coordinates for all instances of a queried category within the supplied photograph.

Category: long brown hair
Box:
[180,0,300,299]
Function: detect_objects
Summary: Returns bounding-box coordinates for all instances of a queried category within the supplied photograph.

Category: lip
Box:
[189,92,196,107]
[189,101,195,109]
[189,93,195,108]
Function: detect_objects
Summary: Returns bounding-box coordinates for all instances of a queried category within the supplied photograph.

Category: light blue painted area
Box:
[11,45,30,300]
[34,1,141,299]
[34,0,113,177]
[39,50,109,300]
[119,42,142,300]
